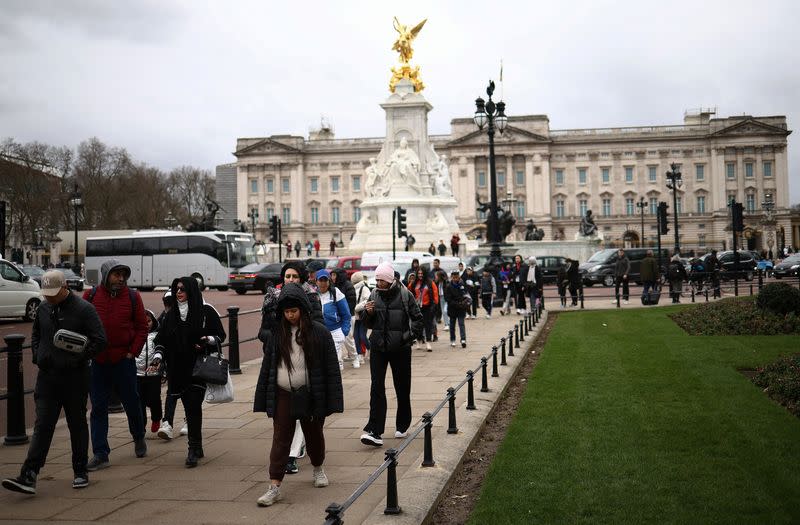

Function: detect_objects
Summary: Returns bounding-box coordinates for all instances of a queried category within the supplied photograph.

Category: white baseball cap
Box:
[40,270,67,296]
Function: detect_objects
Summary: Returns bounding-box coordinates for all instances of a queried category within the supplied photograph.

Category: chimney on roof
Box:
[684,107,716,125]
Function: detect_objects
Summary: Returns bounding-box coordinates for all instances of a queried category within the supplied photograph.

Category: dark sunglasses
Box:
[176,286,186,291]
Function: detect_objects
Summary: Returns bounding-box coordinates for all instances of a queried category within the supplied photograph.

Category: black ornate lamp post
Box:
[248,207,259,237]
[761,192,776,259]
[636,197,647,247]
[665,163,682,254]
[473,80,508,267]
[69,184,82,272]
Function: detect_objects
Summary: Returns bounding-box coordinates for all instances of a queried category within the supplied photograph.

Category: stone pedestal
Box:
[471,239,603,263]
[349,79,461,252]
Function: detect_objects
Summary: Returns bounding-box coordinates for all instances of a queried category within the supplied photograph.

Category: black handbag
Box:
[192,343,229,385]
[288,374,313,420]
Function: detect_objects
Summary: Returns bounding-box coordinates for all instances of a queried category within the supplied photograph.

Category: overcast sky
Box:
[2,0,799,202]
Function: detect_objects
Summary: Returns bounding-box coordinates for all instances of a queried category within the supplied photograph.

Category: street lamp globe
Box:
[474,97,487,128]
[495,101,508,131]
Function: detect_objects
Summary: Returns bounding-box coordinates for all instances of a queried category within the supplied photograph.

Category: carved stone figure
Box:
[364,157,381,197]
[187,196,222,231]
[475,194,516,241]
[432,154,453,197]
[384,137,422,194]
[356,209,378,233]
[579,210,598,237]
[525,219,545,241]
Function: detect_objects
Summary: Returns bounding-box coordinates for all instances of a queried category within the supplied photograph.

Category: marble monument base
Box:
[471,238,603,263]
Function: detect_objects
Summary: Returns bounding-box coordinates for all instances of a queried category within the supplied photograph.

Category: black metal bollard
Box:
[447,388,458,434]
[758,270,763,291]
[705,288,709,302]
[480,357,489,392]
[466,370,477,410]
[580,286,585,309]
[512,327,518,354]
[531,310,537,328]
[325,503,344,525]
[491,346,499,378]
[384,448,402,515]
[519,320,526,342]
[422,412,436,466]
[4,334,29,446]
[500,337,507,366]
[227,306,242,374]
[749,283,753,296]
[691,288,695,303]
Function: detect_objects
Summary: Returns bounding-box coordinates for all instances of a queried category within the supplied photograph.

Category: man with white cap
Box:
[526,256,543,312]
[82,259,148,470]
[2,270,106,494]
[360,262,423,447]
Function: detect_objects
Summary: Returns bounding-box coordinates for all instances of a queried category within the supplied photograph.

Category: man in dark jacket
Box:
[640,249,659,300]
[83,259,148,470]
[613,249,631,304]
[705,249,721,298]
[360,262,423,446]
[2,271,106,494]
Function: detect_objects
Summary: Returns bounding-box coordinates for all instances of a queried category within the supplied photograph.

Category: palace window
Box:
[676,197,682,214]
[515,201,525,218]
[696,196,706,213]
[515,170,524,186]
[310,207,319,224]
[353,206,361,222]
[265,207,274,220]
[726,163,736,179]
[497,170,506,186]
[648,166,657,182]
[763,161,772,177]
[745,162,754,178]
[352,175,361,192]
[282,178,290,193]
[310,178,318,193]
[746,193,755,212]
[602,199,611,217]
[555,169,564,186]
[602,168,610,184]
[331,176,340,192]
[578,168,587,185]
[556,200,565,218]
[332,207,340,224]
[478,170,487,187]
[249,179,258,194]
[650,197,658,215]
[696,164,704,181]
[579,199,588,217]
[266,179,274,193]
[626,198,635,215]
[282,207,291,225]
[625,167,634,183]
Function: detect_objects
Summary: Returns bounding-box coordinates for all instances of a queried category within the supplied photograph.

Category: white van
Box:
[0,259,42,321]
[360,251,434,271]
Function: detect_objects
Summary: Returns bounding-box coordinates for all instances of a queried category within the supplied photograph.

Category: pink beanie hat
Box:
[375,262,395,283]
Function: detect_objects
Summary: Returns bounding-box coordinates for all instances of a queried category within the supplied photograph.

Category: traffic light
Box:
[731,202,744,232]
[269,215,280,243]
[657,202,669,235]
[396,206,407,238]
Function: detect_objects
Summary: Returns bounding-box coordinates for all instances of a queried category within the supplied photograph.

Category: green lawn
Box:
[469,307,800,525]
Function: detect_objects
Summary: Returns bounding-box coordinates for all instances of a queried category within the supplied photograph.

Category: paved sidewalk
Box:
[0,313,544,524]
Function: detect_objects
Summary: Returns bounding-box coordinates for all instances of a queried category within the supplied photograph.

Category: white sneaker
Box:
[610,299,617,304]
[312,467,329,488]
[425,342,432,352]
[624,300,630,305]
[485,314,491,319]
[394,430,408,439]
[353,356,361,368]
[257,484,282,506]
[451,341,456,347]
[157,422,173,440]
[180,421,188,436]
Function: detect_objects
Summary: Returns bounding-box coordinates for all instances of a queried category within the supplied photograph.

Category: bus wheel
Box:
[192,273,205,291]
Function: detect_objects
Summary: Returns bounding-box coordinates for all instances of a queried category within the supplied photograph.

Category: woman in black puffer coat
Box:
[253,283,343,506]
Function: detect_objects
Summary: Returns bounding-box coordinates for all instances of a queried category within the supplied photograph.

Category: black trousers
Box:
[138,375,162,426]
[23,367,90,476]
[419,305,435,342]
[614,276,630,301]
[164,383,205,448]
[364,347,412,437]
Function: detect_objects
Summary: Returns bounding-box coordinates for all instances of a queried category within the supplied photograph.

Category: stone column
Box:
[710,147,725,211]
[774,145,789,209]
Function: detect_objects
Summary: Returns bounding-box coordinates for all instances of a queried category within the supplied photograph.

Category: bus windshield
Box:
[227,239,257,269]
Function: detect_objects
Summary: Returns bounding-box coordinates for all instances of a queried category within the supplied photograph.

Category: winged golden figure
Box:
[392,17,426,65]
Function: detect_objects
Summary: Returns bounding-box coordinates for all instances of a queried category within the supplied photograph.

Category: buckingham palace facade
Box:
[228,109,796,254]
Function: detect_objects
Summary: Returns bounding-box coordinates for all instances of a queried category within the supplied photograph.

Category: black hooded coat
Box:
[253,283,344,419]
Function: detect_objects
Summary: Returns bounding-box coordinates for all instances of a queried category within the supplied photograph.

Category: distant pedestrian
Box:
[526,256,543,312]
[405,234,416,251]
[329,238,336,256]
[640,249,659,301]
[511,255,528,314]
[450,234,460,257]
[408,267,438,351]
[612,249,630,304]
[437,240,447,256]
[306,241,313,256]
[254,283,344,506]
[360,262,423,447]
[285,240,292,255]
[427,243,436,256]
[667,255,687,303]
[314,239,320,257]
[2,271,106,494]
[566,258,581,306]
[83,260,148,471]
[294,241,301,257]
[479,268,497,318]
[444,270,468,347]
[462,266,479,318]
[705,249,721,298]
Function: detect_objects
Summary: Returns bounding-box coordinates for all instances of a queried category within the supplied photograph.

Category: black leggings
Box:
[420,305,435,342]
[137,375,162,425]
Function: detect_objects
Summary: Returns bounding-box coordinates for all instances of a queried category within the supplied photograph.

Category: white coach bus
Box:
[84,230,257,291]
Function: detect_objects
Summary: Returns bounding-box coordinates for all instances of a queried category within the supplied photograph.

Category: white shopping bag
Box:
[205,372,234,404]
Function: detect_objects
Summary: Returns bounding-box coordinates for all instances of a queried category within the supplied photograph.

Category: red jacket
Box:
[83,285,147,364]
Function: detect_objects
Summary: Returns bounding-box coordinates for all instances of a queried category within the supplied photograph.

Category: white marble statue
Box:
[432,154,453,197]
[426,208,450,233]
[384,137,422,194]
[364,157,382,197]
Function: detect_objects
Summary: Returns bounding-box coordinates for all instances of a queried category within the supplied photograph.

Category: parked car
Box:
[537,256,566,285]
[228,262,284,294]
[580,248,671,286]
[21,265,46,286]
[303,258,339,273]
[700,250,757,281]
[54,267,85,291]
[0,258,42,321]
[462,254,514,275]
[329,256,362,279]
[773,254,800,279]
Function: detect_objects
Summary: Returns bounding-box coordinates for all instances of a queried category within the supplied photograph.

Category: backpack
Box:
[668,263,682,280]
[87,286,138,321]
[691,259,705,273]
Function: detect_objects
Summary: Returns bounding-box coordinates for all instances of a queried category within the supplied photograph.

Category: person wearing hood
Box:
[253,283,344,507]
[526,256,544,312]
[360,262,423,447]
[82,259,148,471]
[136,310,164,438]
[153,277,226,468]
[258,260,324,475]
[2,270,106,495]
[315,270,352,371]
[444,270,469,347]
[351,272,372,366]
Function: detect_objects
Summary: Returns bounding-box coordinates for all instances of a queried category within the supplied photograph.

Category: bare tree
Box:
[167,166,215,226]
[73,137,133,228]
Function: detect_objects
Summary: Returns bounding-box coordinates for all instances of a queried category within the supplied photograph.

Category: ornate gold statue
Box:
[389,17,426,93]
